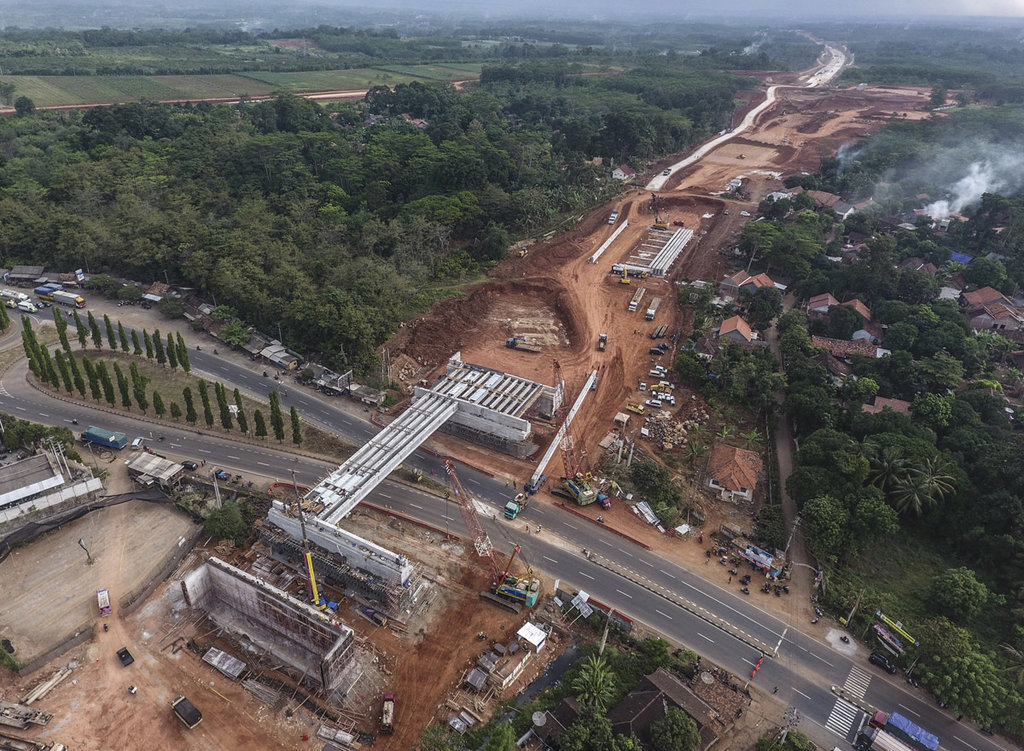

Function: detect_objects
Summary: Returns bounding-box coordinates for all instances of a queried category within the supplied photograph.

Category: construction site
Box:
[0,66,941,751]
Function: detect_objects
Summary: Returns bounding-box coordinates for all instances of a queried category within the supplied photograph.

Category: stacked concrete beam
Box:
[649,228,694,276]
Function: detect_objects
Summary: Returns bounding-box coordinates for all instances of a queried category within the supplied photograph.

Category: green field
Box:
[0,64,481,108]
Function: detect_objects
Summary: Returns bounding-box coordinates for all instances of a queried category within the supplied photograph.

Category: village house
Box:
[810,335,888,360]
[717,315,755,345]
[612,165,636,181]
[719,270,780,300]
[968,302,1024,332]
[862,396,912,416]
[960,286,1013,312]
[707,444,761,502]
[607,669,723,751]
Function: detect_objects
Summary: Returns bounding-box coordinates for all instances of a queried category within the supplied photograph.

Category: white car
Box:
[740,210,751,217]
[662,169,671,176]
[645,399,663,408]
[638,382,647,392]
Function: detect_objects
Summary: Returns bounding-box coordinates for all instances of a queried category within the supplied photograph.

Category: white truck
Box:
[645,297,662,321]
[17,300,38,314]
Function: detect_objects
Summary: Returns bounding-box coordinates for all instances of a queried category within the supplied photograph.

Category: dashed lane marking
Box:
[615,589,633,599]
[578,571,595,580]
[655,610,672,620]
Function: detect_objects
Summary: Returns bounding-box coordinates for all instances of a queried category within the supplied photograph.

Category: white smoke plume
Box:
[924,158,1019,220]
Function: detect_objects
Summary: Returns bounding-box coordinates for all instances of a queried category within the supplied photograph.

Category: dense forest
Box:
[825,20,1024,103]
[0,24,820,77]
[0,57,746,375]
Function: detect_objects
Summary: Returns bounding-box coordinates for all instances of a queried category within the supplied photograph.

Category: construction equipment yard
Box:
[0,73,940,750]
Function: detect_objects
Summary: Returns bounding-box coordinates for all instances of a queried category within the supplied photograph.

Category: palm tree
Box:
[571,654,616,712]
[890,457,956,516]
[999,642,1024,686]
[865,443,909,493]
[686,442,709,463]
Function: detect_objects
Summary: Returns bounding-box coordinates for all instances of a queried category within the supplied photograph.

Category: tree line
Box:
[21,312,301,445]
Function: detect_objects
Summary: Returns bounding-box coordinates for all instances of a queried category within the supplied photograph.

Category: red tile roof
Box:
[707,444,761,492]
[842,298,871,321]
[961,287,1011,309]
[863,397,911,416]
[810,335,879,359]
[719,315,753,342]
[807,293,839,311]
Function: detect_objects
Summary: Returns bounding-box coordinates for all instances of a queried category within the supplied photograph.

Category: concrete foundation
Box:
[181,557,355,692]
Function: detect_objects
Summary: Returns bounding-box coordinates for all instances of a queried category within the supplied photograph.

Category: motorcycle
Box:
[811,617,820,624]
[728,568,738,576]
[71,418,78,425]
[740,587,750,595]
[840,635,850,644]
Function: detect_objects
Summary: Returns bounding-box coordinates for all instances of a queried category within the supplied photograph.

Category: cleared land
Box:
[0,497,197,667]
[0,63,482,107]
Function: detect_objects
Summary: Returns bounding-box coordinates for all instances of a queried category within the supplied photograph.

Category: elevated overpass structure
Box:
[267,353,560,612]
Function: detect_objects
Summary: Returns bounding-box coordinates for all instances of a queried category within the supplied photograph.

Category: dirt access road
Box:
[387,73,933,534]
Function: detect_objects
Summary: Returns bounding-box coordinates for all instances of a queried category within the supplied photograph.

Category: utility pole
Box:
[784,516,801,556]
[598,607,614,656]
[211,470,222,509]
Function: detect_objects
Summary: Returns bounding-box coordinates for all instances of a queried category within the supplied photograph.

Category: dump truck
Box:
[855,726,917,751]
[81,427,129,450]
[869,712,938,751]
[504,493,528,520]
[381,693,395,735]
[645,297,662,321]
[171,696,202,729]
[505,337,543,354]
[597,334,608,351]
[557,476,610,508]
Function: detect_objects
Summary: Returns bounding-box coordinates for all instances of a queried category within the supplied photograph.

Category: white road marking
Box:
[198,449,211,454]
[379,492,393,499]
[952,736,977,751]
[39,412,50,417]
[543,556,559,564]
[655,610,672,620]
[15,406,25,411]
[615,589,633,599]
[897,704,920,717]
[257,462,269,467]
[578,571,595,580]
[793,689,811,700]
[697,633,715,643]
[810,652,834,667]
[408,503,422,510]
[562,522,578,530]
[659,569,677,579]
[640,559,654,567]
[618,549,634,557]
[228,455,240,459]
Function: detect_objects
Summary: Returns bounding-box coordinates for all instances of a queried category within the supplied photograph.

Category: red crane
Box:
[443,459,520,587]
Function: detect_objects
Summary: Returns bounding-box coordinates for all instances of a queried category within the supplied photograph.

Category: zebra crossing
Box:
[843,666,872,698]
[824,666,871,737]
[825,697,862,736]
[0,380,9,397]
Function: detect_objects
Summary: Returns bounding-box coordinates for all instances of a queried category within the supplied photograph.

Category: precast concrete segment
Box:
[588,551,775,656]
[588,220,630,264]
[529,369,599,487]
[316,392,460,524]
[648,228,694,276]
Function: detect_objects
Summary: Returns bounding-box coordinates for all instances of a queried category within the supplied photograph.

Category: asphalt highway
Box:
[0,320,1009,751]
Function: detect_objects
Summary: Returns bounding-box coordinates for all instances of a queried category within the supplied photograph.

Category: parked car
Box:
[662,169,671,176]
[117,647,135,667]
[869,652,897,674]
[181,460,199,471]
[645,399,663,408]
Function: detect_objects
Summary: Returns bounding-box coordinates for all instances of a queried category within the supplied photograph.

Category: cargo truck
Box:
[33,287,55,302]
[868,712,938,751]
[51,290,86,308]
[504,493,528,519]
[645,297,662,321]
[380,693,395,735]
[628,287,646,312]
[97,588,112,616]
[171,696,202,729]
[524,473,546,494]
[597,334,607,351]
[855,726,917,751]
[81,427,129,450]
